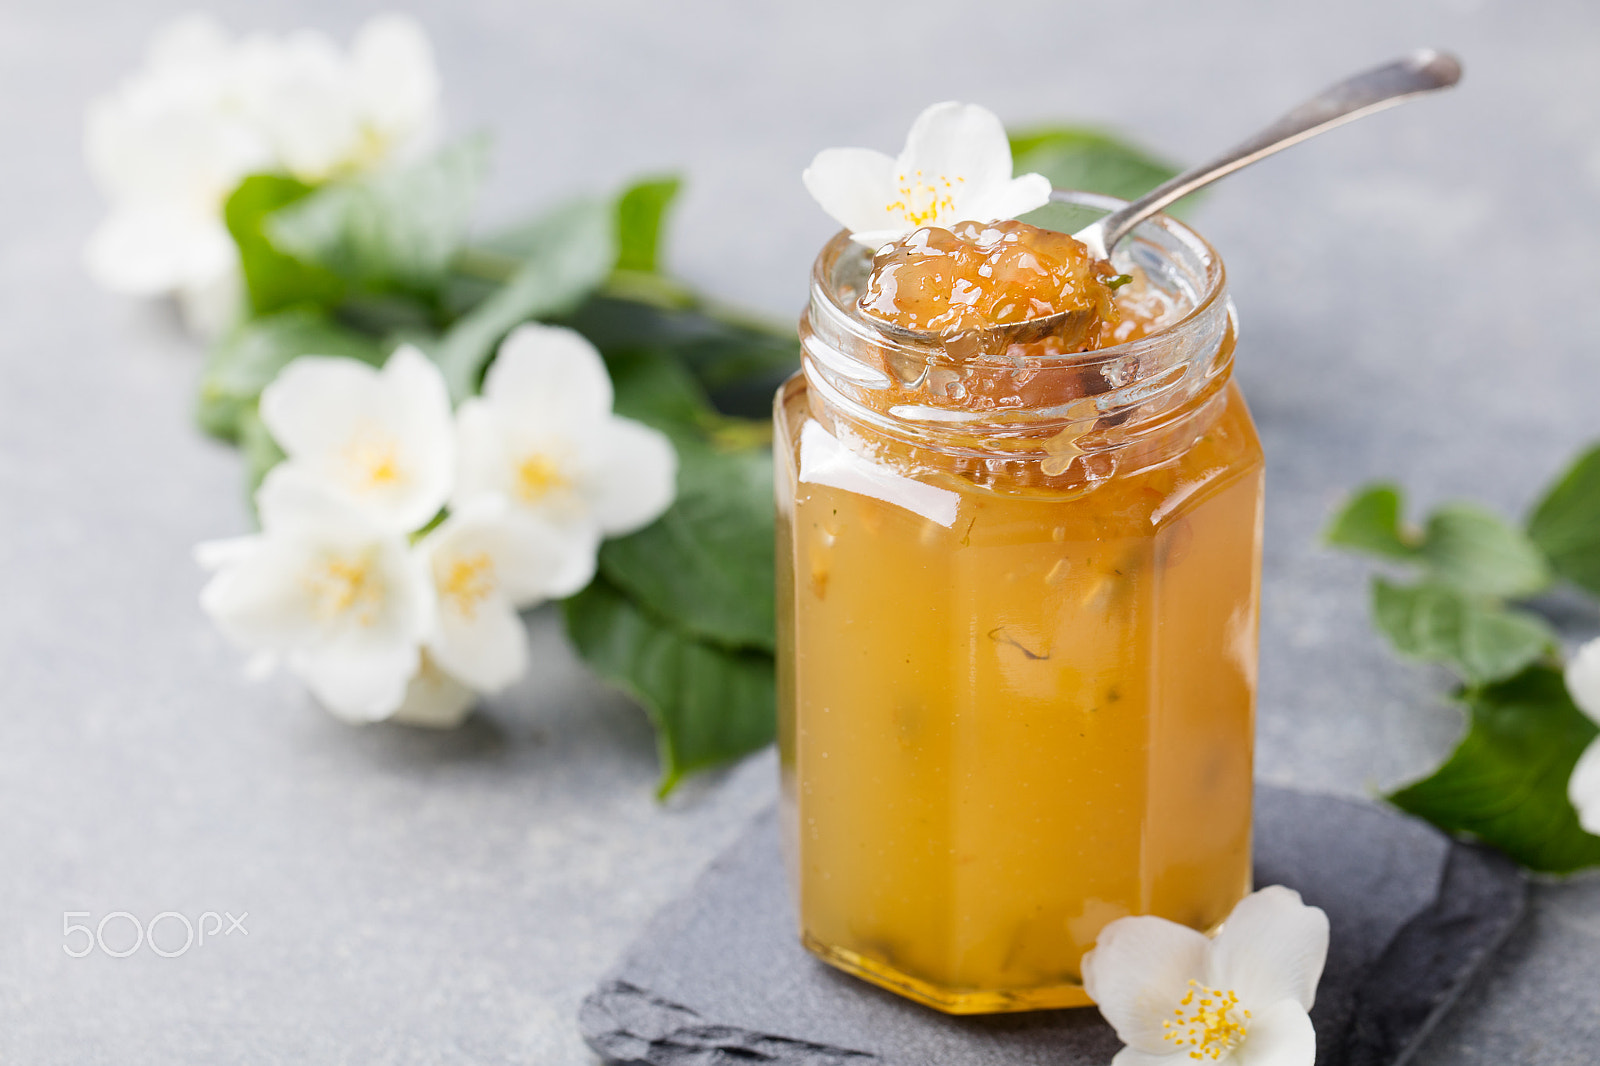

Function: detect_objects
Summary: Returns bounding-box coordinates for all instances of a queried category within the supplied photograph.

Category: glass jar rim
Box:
[797,190,1239,489]
[806,189,1227,372]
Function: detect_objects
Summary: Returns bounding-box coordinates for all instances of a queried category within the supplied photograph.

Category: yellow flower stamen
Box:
[306,552,385,627]
[439,552,494,619]
[344,432,406,492]
[885,169,966,227]
[1161,979,1250,1061]
[516,454,567,503]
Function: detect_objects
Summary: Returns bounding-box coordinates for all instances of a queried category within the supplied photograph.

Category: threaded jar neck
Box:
[799,191,1235,496]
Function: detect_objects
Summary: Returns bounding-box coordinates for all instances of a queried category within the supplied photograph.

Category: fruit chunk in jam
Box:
[858,219,1121,341]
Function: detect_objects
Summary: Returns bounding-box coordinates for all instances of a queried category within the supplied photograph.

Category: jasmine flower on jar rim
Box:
[802,100,1051,248]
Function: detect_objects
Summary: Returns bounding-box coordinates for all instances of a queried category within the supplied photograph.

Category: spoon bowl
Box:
[870,307,1099,353]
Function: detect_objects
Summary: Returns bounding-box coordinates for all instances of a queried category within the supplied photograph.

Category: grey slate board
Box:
[581,786,1524,1066]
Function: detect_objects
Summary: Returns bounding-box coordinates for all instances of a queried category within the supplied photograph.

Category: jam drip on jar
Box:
[858,219,1133,348]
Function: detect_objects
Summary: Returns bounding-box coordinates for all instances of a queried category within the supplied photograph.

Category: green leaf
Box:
[600,442,776,653]
[599,350,777,651]
[1325,483,1421,561]
[563,576,776,796]
[432,196,615,400]
[563,295,798,418]
[614,174,681,274]
[605,347,722,440]
[1327,486,1550,598]
[1009,126,1184,210]
[265,136,491,293]
[1420,502,1551,599]
[1527,443,1600,597]
[196,309,384,442]
[1372,579,1555,685]
[1389,664,1600,874]
[225,174,345,315]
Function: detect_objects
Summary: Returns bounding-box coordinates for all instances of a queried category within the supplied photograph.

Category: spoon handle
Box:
[1078,49,1463,258]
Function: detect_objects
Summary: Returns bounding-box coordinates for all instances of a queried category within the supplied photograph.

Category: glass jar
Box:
[774,192,1263,1014]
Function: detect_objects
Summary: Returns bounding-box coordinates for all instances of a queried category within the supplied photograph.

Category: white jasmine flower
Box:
[802,101,1051,247]
[414,498,570,693]
[232,16,439,183]
[350,14,442,166]
[1082,886,1329,1066]
[233,29,365,184]
[390,652,477,729]
[84,13,441,329]
[198,471,428,722]
[84,15,270,328]
[1565,638,1600,835]
[259,345,454,535]
[453,324,678,596]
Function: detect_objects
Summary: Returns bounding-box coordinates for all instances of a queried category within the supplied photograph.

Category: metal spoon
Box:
[878,49,1462,349]
[1075,48,1462,261]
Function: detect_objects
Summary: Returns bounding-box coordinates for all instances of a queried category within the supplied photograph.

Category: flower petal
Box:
[259,346,454,533]
[493,514,575,605]
[1207,887,1329,1013]
[351,13,439,146]
[206,477,429,710]
[962,171,1054,227]
[847,229,909,250]
[199,535,310,650]
[260,356,388,461]
[427,589,527,693]
[85,72,265,209]
[801,146,897,239]
[85,207,236,295]
[1228,999,1316,1066]
[1082,915,1210,1053]
[1111,1047,1183,1066]
[176,261,244,339]
[380,344,456,526]
[414,503,555,692]
[238,29,361,182]
[1565,637,1600,724]
[423,497,569,607]
[898,101,1015,208]
[385,343,452,419]
[450,323,660,586]
[451,399,510,509]
[584,416,678,537]
[1568,736,1600,835]
[195,535,258,571]
[390,656,476,728]
[483,323,614,428]
[291,639,419,722]
[255,464,373,534]
[539,518,602,598]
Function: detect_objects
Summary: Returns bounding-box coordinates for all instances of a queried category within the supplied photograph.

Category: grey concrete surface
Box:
[1,0,1597,1062]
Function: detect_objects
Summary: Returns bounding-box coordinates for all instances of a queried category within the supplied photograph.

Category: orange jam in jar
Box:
[775,192,1263,1013]
[857,219,1123,338]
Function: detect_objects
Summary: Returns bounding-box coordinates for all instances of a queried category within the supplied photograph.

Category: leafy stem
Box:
[450,244,525,284]
[204,123,1197,795]
[1326,446,1600,872]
